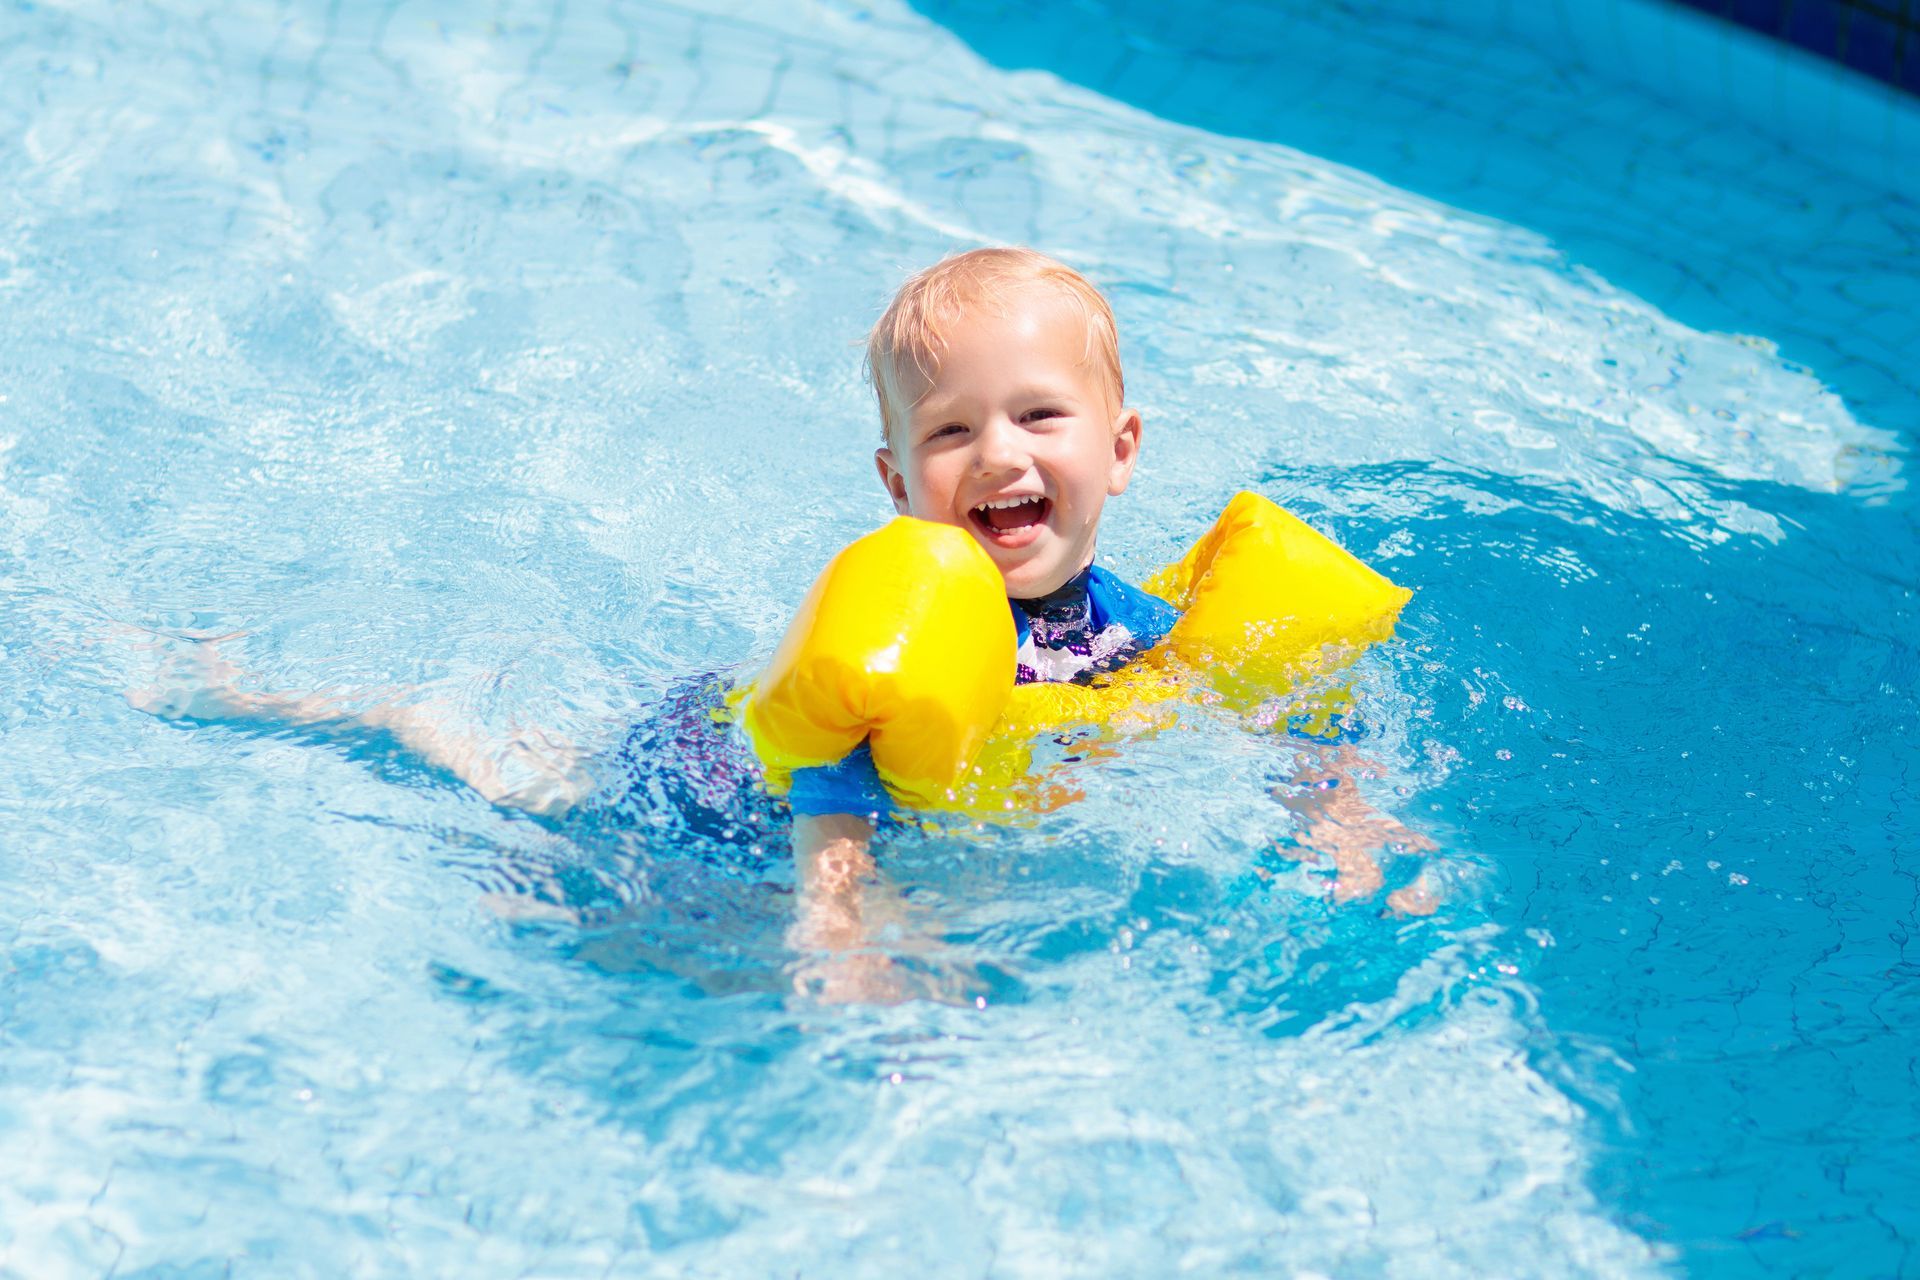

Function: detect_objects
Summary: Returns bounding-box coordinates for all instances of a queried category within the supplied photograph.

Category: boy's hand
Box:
[1385,875,1441,917]
[1275,746,1438,915]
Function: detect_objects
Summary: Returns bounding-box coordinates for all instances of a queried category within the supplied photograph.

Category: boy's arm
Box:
[789,812,879,948]
[782,745,904,998]
[790,811,923,1003]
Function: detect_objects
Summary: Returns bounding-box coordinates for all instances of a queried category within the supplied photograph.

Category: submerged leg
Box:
[126,631,592,818]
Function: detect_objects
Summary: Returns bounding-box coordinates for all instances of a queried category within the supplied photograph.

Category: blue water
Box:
[1,0,1915,1275]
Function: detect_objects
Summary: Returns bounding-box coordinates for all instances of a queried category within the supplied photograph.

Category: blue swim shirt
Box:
[786,563,1180,817]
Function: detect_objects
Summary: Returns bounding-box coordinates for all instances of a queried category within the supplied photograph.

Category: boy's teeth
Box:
[973,495,1047,533]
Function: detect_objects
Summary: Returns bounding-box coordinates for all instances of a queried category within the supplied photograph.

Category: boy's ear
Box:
[875,446,912,515]
[1107,408,1143,497]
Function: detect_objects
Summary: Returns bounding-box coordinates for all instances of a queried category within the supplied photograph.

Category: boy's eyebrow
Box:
[912,382,1090,418]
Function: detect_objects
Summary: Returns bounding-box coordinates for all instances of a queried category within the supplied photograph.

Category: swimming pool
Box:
[1,0,1913,1274]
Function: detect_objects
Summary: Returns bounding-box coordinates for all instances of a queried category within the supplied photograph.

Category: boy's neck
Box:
[1011,560,1096,607]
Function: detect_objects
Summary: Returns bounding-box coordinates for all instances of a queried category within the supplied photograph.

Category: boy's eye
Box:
[929,422,967,440]
[1021,407,1064,424]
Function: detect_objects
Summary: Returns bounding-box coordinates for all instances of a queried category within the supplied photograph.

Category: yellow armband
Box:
[739,493,1411,814]
[1147,490,1412,703]
[736,517,1015,809]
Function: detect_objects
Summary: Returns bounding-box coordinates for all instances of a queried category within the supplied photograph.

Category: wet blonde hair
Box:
[866,247,1123,442]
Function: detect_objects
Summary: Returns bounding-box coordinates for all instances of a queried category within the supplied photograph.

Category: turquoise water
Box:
[1,0,1914,1275]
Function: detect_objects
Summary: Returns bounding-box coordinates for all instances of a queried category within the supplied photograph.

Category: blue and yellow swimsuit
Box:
[572,562,1178,859]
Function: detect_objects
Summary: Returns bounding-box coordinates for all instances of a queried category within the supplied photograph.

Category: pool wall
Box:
[1430,0,1920,198]
[1667,0,1920,93]
[929,0,1919,209]
[917,0,1918,454]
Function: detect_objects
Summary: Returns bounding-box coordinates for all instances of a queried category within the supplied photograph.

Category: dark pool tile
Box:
[1837,12,1900,83]
[1557,0,1629,71]
[1784,1,1842,61]
[1726,0,1789,39]
[1623,0,1689,85]
[1241,4,1311,48]
[1114,46,1195,108]
[1656,0,1920,93]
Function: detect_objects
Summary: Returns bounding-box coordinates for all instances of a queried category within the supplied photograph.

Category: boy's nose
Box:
[974,417,1031,473]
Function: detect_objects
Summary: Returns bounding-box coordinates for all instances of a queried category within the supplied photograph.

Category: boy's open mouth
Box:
[970,496,1050,541]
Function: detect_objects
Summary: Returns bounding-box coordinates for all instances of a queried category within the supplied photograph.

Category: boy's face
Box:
[874,291,1141,599]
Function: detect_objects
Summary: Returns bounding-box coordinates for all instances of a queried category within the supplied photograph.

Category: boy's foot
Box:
[122,629,261,721]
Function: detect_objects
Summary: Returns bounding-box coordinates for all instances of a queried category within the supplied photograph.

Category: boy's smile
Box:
[874,290,1141,598]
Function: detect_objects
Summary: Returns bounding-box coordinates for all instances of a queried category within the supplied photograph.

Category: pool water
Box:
[1,0,1914,1275]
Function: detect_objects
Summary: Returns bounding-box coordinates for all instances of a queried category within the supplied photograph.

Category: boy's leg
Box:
[127,632,591,818]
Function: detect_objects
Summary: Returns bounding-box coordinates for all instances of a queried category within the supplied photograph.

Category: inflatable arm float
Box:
[738,492,1411,811]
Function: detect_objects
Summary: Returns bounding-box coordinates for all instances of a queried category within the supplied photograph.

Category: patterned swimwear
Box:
[579,564,1181,839]
[1013,564,1173,685]
[567,677,787,867]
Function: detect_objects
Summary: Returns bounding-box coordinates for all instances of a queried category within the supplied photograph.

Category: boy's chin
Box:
[971,526,1081,598]
[994,555,1070,600]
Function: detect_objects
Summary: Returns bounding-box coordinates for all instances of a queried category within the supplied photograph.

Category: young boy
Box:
[786,249,1433,976]
[131,247,1427,1000]
[784,247,1176,959]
